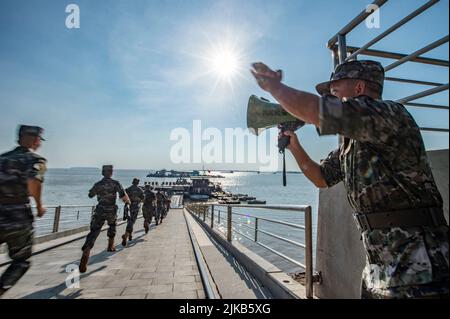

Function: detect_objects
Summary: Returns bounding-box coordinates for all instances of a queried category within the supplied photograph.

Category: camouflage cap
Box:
[316,60,385,95]
[18,125,46,141]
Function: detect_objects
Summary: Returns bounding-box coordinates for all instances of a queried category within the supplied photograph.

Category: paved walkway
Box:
[0,209,205,299]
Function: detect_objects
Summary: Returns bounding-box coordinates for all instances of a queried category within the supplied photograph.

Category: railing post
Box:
[52,206,61,233]
[254,217,259,242]
[337,33,347,64]
[218,211,221,224]
[203,208,206,222]
[305,206,313,299]
[211,205,214,228]
[227,206,232,242]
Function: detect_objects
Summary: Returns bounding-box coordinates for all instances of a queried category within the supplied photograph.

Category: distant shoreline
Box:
[47,168,303,174]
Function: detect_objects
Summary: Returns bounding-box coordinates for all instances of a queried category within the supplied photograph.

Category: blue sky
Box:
[0,0,448,170]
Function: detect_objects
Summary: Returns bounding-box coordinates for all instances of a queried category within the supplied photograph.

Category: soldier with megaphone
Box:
[249,60,448,299]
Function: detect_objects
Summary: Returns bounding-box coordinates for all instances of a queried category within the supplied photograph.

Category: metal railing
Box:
[186,203,318,299]
[34,196,179,236]
[33,205,97,236]
[327,0,448,134]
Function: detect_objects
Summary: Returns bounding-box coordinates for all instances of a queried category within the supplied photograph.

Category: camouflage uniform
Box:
[143,187,156,225]
[82,176,126,250]
[316,60,449,299]
[155,192,166,224]
[164,196,171,217]
[125,183,144,234]
[0,128,47,293]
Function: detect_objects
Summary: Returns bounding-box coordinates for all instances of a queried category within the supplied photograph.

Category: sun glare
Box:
[211,50,239,79]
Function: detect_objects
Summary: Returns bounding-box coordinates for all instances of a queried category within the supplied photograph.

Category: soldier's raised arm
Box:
[316,94,407,145]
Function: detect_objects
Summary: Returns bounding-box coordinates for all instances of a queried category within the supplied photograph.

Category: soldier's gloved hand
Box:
[37,205,47,217]
[282,131,301,152]
[250,62,283,93]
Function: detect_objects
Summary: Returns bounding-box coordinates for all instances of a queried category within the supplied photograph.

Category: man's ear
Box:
[355,80,366,96]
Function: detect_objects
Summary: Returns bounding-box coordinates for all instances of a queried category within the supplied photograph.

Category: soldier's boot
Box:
[79,248,91,273]
[129,232,133,241]
[144,221,149,234]
[121,232,130,247]
[107,237,116,252]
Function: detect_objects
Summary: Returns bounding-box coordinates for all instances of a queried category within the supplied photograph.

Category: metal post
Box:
[203,209,206,222]
[304,206,313,299]
[337,34,347,64]
[337,34,347,148]
[254,218,259,242]
[211,205,214,228]
[227,206,232,242]
[52,206,61,233]
[218,211,221,225]
[331,49,340,69]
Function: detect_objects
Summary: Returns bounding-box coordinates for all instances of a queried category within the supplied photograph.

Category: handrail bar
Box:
[327,0,388,48]
[345,0,439,61]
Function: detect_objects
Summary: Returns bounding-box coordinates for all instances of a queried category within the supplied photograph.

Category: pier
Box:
[0,198,307,299]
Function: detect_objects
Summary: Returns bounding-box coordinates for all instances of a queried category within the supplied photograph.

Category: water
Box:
[37,168,319,274]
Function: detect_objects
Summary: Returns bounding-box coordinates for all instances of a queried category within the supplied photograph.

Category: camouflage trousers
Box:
[81,205,117,251]
[0,225,34,292]
[143,204,155,224]
[125,204,141,233]
[155,205,165,223]
[361,279,450,299]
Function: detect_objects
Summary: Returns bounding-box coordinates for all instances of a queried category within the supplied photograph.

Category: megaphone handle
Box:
[282,150,287,187]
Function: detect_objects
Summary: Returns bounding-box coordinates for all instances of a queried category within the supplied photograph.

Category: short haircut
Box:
[364,80,383,98]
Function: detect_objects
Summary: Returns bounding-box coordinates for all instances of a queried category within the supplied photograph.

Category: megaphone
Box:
[247,95,305,136]
[247,95,306,187]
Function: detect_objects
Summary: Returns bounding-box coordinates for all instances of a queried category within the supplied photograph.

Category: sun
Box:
[211,49,239,79]
[204,41,244,83]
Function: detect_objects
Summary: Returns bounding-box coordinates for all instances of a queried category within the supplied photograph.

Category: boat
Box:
[247,200,266,205]
[238,196,256,201]
[189,194,210,201]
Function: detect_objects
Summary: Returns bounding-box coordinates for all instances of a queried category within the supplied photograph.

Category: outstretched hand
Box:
[250,62,283,93]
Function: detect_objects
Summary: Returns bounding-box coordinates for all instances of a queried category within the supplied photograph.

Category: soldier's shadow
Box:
[20,265,107,299]
[123,233,146,248]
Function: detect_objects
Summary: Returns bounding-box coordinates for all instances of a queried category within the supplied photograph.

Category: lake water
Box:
[36,168,320,274]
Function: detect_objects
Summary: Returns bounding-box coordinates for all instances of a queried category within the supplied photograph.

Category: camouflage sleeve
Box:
[317,94,404,144]
[116,181,126,198]
[28,155,47,183]
[319,148,343,187]
[88,183,98,198]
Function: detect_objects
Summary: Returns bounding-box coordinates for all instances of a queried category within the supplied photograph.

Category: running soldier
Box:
[121,178,144,246]
[79,165,130,273]
[142,184,156,233]
[155,190,166,225]
[0,125,47,297]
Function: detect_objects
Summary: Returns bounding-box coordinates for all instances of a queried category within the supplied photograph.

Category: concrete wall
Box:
[428,149,449,224]
[315,149,449,299]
